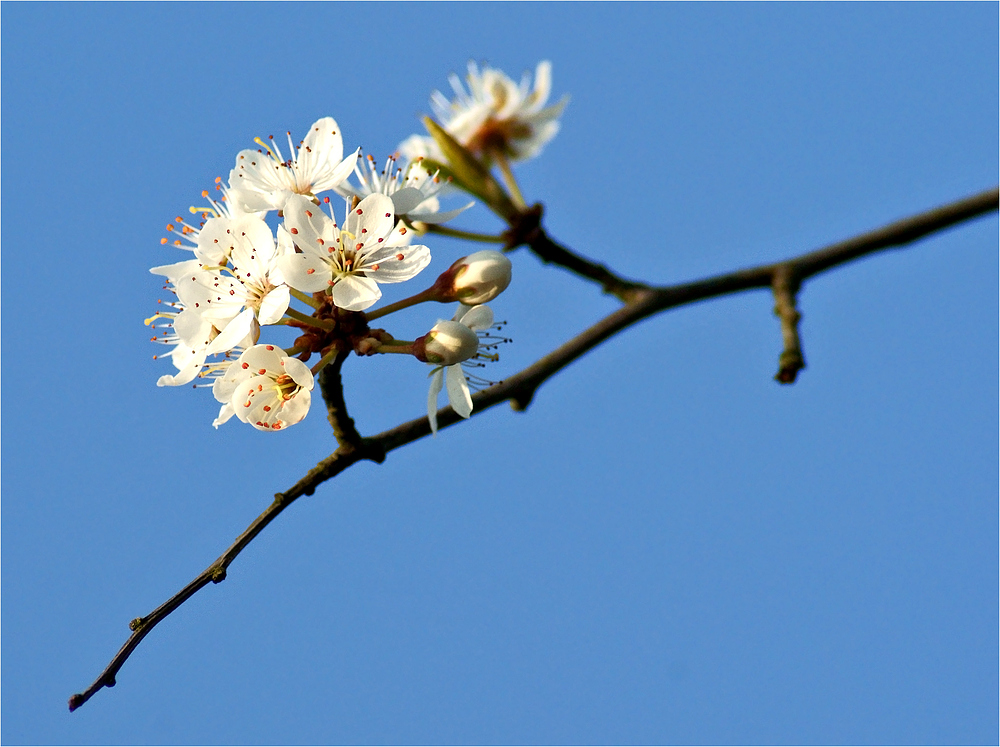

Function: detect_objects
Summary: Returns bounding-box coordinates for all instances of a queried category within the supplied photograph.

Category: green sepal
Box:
[423,117,518,221]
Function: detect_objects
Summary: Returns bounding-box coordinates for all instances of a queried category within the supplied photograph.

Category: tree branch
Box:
[70,186,998,712]
[503,203,650,302]
[318,351,365,450]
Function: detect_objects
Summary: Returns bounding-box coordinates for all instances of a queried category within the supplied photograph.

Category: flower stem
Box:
[284,307,334,330]
[365,288,438,322]
[493,152,526,210]
[418,223,506,244]
[310,344,342,375]
[375,341,417,355]
[289,288,321,309]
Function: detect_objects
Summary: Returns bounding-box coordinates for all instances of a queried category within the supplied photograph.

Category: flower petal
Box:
[281,356,315,390]
[445,364,473,418]
[206,308,254,355]
[363,243,432,284]
[427,368,444,435]
[195,217,237,265]
[283,194,335,255]
[311,148,360,194]
[344,193,394,254]
[212,402,236,429]
[454,303,494,331]
[331,275,380,311]
[277,252,331,293]
[388,187,426,215]
[150,258,203,279]
[156,354,205,387]
[257,285,290,326]
[408,202,474,225]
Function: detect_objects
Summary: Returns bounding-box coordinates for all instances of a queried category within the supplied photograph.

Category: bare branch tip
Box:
[775,351,806,384]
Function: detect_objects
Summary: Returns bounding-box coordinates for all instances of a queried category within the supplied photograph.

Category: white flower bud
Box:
[424,320,480,365]
[453,250,512,304]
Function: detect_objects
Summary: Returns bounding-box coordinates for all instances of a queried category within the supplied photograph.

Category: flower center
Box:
[272,373,300,401]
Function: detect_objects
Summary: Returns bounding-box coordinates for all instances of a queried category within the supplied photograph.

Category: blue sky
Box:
[2,3,997,744]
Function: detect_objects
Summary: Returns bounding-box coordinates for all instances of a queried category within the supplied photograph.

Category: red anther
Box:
[306,268,315,274]
[256,384,263,391]
[377,238,384,243]
[323,196,330,203]
[215,176,222,183]
[166,223,175,231]
[317,238,325,246]
[396,253,405,261]
[384,212,391,217]
[305,210,313,217]
[263,406,271,412]
[371,264,380,271]
[241,363,249,369]
[258,368,266,375]
[265,345,274,350]
[290,227,298,234]
[356,208,363,214]
[361,228,368,233]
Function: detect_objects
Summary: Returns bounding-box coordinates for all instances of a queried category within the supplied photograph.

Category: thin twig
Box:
[503,203,649,302]
[772,265,806,383]
[318,352,364,450]
[69,186,998,712]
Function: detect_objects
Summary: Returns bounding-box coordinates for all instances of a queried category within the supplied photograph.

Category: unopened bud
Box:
[417,320,479,365]
[432,250,512,304]
[453,250,512,304]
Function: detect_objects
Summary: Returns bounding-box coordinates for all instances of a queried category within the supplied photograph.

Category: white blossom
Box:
[426,304,506,435]
[337,153,472,225]
[449,250,512,304]
[228,117,359,213]
[278,193,431,312]
[149,216,290,386]
[212,345,314,431]
[402,60,568,163]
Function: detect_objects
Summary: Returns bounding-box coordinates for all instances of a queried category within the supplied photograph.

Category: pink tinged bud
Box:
[424,321,479,365]
[452,251,512,304]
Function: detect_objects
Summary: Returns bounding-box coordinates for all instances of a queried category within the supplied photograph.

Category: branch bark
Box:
[69,186,998,711]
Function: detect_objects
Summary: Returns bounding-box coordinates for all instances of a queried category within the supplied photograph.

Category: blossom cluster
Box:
[147,61,565,434]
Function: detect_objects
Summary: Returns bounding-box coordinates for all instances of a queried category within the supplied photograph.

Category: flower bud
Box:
[452,250,512,304]
[420,320,479,365]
